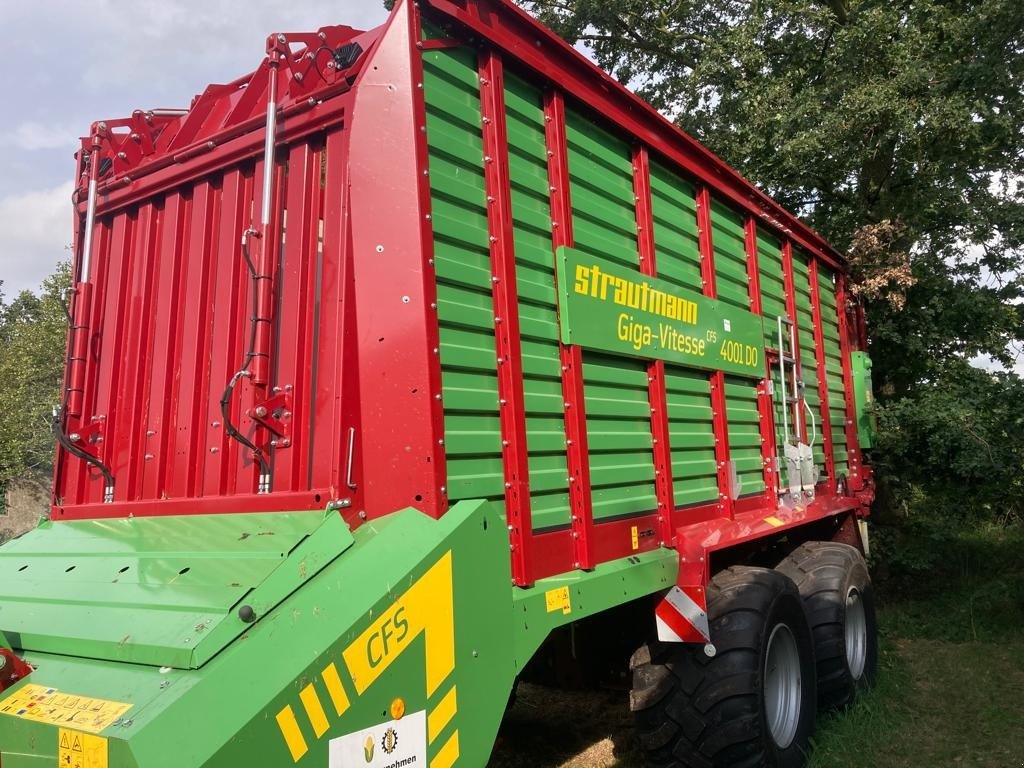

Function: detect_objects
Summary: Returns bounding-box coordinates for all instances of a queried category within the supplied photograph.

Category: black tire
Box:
[630,566,817,768]
[776,541,878,711]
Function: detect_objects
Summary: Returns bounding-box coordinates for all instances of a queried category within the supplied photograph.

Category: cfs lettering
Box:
[366,606,410,668]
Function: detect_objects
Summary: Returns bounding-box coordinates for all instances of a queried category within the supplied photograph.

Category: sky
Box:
[0,0,391,296]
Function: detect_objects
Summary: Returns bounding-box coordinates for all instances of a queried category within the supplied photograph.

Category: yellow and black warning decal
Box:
[275,551,459,765]
[58,727,109,768]
[0,684,131,734]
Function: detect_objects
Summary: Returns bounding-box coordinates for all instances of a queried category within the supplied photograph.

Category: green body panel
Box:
[649,163,718,507]
[564,110,659,522]
[817,270,851,475]
[851,351,876,449]
[425,45,508,511]
[0,511,353,669]
[0,502,678,767]
[792,252,827,475]
[505,70,572,532]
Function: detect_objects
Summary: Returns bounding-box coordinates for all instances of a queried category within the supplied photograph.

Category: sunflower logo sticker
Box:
[381,726,399,755]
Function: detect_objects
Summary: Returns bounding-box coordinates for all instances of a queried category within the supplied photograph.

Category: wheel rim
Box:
[765,622,802,749]
[845,587,868,680]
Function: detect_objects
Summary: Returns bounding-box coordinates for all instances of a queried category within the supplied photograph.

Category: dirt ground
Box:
[489,684,641,768]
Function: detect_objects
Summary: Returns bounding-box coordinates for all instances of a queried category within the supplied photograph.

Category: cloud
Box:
[0,183,75,296]
[0,122,82,152]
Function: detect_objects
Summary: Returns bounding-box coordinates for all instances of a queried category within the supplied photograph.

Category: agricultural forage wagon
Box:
[0,1,880,766]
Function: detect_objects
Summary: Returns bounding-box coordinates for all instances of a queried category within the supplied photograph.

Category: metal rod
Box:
[346,427,357,490]
[790,320,802,443]
[778,315,790,445]
[79,138,101,284]
[261,62,279,227]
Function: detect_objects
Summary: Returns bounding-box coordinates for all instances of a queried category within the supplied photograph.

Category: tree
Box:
[0,263,72,496]
[514,0,1024,399]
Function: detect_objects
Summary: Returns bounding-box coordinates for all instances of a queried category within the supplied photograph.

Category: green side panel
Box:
[0,511,353,669]
[504,72,572,531]
[851,351,876,449]
[424,48,506,508]
[817,268,850,476]
[565,109,658,520]
[709,201,765,496]
[723,376,766,496]
[757,230,791,488]
[649,162,702,294]
[0,503,519,768]
[792,252,826,477]
[710,201,752,312]
[648,161,717,508]
[664,367,719,507]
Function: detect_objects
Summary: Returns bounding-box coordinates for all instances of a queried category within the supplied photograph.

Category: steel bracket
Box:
[249,390,293,448]
[67,418,105,458]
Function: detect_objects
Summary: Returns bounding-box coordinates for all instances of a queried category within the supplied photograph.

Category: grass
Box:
[490,523,1024,768]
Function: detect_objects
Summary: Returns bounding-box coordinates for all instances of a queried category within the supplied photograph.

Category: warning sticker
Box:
[58,727,108,768]
[0,684,131,734]
[544,586,572,615]
[329,710,426,768]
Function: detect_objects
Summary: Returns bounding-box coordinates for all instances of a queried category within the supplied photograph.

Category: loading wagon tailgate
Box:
[0,511,354,669]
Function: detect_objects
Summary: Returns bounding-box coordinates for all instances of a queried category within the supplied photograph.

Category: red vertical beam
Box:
[169,180,219,498]
[272,141,321,492]
[202,169,251,497]
[348,1,448,518]
[781,240,807,442]
[744,218,779,502]
[92,214,134,504]
[114,202,159,501]
[633,146,675,546]
[311,127,355,497]
[544,89,595,570]
[809,259,837,492]
[836,275,865,490]
[141,193,187,500]
[479,50,533,585]
[695,186,733,519]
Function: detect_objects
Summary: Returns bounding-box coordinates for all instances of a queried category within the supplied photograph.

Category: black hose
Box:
[219,230,271,484]
[54,278,117,496]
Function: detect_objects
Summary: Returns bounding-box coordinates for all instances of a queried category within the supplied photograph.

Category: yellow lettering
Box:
[574,265,590,296]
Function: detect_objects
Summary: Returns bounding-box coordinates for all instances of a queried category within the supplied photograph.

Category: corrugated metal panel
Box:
[817,268,850,476]
[648,162,718,507]
[711,201,764,497]
[504,71,572,531]
[757,230,791,488]
[56,127,349,509]
[424,48,506,506]
[792,252,826,475]
[565,109,658,520]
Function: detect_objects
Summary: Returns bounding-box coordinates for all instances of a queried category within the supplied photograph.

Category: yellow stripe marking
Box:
[275,705,308,762]
[764,516,785,528]
[322,663,350,717]
[299,683,330,739]
[428,686,458,744]
[430,730,460,768]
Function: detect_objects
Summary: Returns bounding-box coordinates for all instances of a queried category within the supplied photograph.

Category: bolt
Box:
[254,405,268,418]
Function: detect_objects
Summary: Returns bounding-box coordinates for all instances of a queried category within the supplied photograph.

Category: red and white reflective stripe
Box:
[655,586,711,643]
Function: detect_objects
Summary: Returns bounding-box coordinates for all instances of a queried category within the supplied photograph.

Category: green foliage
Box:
[515,0,1024,391]
[516,0,1024,528]
[873,364,1024,520]
[0,264,72,492]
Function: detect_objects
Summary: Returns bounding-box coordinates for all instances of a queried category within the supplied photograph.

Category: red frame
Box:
[56,0,871,596]
[633,147,676,547]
